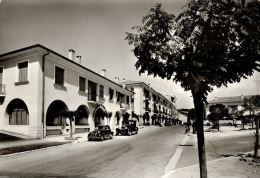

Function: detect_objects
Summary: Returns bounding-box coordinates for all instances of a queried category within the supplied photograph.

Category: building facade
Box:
[124,81,176,126]
[0,44,134,138]
[206,95,256,117]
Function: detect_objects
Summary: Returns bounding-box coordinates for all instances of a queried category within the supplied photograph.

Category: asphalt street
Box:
[0,126,185,178]
[175,132,256,169]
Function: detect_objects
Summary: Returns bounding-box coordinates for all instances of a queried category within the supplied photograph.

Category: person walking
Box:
[185,119,191,136]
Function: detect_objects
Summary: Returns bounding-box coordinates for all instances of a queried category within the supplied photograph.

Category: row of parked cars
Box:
[88,120,138,141]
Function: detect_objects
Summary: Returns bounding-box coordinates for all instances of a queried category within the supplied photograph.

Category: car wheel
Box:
[136,130,138,134]
[110,133,113,139]
[128,131,131,136]
[100,135,104,141]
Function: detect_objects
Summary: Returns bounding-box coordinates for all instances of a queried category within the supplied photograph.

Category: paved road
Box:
[176,133,256,169]
[0,126,185,178]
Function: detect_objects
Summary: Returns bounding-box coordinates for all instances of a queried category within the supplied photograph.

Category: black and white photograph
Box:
[0,0,259,177]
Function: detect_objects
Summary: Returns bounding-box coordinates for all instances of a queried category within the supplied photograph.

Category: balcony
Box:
[0,84,6,97]
[87,93,103,105]
[120,103,130,110]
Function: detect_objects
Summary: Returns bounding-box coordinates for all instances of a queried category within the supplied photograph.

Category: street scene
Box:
[0,0,259,178]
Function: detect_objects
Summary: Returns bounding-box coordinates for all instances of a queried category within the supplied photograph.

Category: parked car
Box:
[88,125,113,141]
[204,120,212,126]
[234,119,242,127]
[219,119,234,126]
[116,120,138,136]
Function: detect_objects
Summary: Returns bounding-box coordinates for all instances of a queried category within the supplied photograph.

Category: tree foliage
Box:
[126,1,260,177]
[208,104,228,128]
[126,0,260,100]
[243,95,260,116]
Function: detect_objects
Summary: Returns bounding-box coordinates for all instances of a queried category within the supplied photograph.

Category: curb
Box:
[164,134,191,174]
[0,141,74,159]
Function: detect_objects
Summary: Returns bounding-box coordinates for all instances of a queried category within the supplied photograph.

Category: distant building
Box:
[0,44,134,138]
[206,95,257,117]
[123,81,177,126]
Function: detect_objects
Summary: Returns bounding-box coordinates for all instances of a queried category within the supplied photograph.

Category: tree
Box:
[126,1,260,177]
[243,95,260,157]
[208,104,228,131]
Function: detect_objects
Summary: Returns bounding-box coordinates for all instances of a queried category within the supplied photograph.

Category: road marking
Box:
[163,135,190,174]
[237,141,253,144]
[162,156,235,178]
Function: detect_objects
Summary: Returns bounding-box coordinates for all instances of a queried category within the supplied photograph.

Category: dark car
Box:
[88,125,114,141]
[116,120,138,136]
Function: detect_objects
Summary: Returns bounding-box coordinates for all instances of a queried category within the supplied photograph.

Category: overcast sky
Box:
[0,0,259,109]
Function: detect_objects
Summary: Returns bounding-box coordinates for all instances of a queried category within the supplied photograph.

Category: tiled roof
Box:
[208,95,255,104]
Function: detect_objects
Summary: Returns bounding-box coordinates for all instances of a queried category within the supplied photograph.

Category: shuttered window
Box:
[109,88,114,100]
[18,62,28,82]
[55,66,64,85]
[0,67,3,84]
[88,80,97,101]
[99,85,104,99]
[9,109,29,125]
[79,76,86,92]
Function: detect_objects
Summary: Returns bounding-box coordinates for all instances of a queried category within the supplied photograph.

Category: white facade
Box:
[0,45,133,138]
[125,81,176,126]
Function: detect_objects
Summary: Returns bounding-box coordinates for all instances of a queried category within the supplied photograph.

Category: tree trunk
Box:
[193,92,207,178]
[254,117,259,158]
[70,117,73,139]
[217,119,220,131]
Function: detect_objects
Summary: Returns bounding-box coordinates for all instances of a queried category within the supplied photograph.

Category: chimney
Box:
[122,78,126,88]
[115,77,119,84]
[76,55,82,64]
[101,69,106,77]
[68,49,75,61]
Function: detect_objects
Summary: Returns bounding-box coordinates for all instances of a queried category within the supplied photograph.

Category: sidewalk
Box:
[163,126,259,178]
[0,132,89,150]
[164,154,260,178]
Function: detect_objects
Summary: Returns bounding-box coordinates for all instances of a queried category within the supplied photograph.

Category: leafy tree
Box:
[243,95,260,157]
[208,104,228,131]
[126,1,260,177]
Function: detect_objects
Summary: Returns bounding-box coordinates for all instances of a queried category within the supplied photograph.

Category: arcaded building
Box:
[0,44,134,138]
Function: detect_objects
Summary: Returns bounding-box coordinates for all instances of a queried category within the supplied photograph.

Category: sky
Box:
[0,0,259,109]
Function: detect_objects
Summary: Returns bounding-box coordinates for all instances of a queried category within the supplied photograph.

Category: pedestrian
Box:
[185,121,191,136]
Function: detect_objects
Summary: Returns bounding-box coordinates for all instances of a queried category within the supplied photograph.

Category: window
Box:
[116,92,121,102]
[55,66,64,85]
[79,76,86,92]
[99,85,104,100]
[9,109,29,125]
[126,96,130,104]
[109,88,114,100]
[18,62,28,82]
[88,80,97,101]
[0,67,3,84]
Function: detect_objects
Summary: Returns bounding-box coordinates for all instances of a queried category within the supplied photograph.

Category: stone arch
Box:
[46,100,68,126]
[93,106,107,127]
[75,105,90,125]
[115,111,122,125]
[5,98,29,125]
[143,112,150,125]
[122,112,130,125]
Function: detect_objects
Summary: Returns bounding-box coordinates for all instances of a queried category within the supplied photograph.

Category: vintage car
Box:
[88,125,114,141]
[116,120,138,136]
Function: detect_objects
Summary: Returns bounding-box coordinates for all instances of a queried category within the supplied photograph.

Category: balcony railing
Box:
[120,103,130,109]
[0,84,6,96]
[99,96,105,102]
